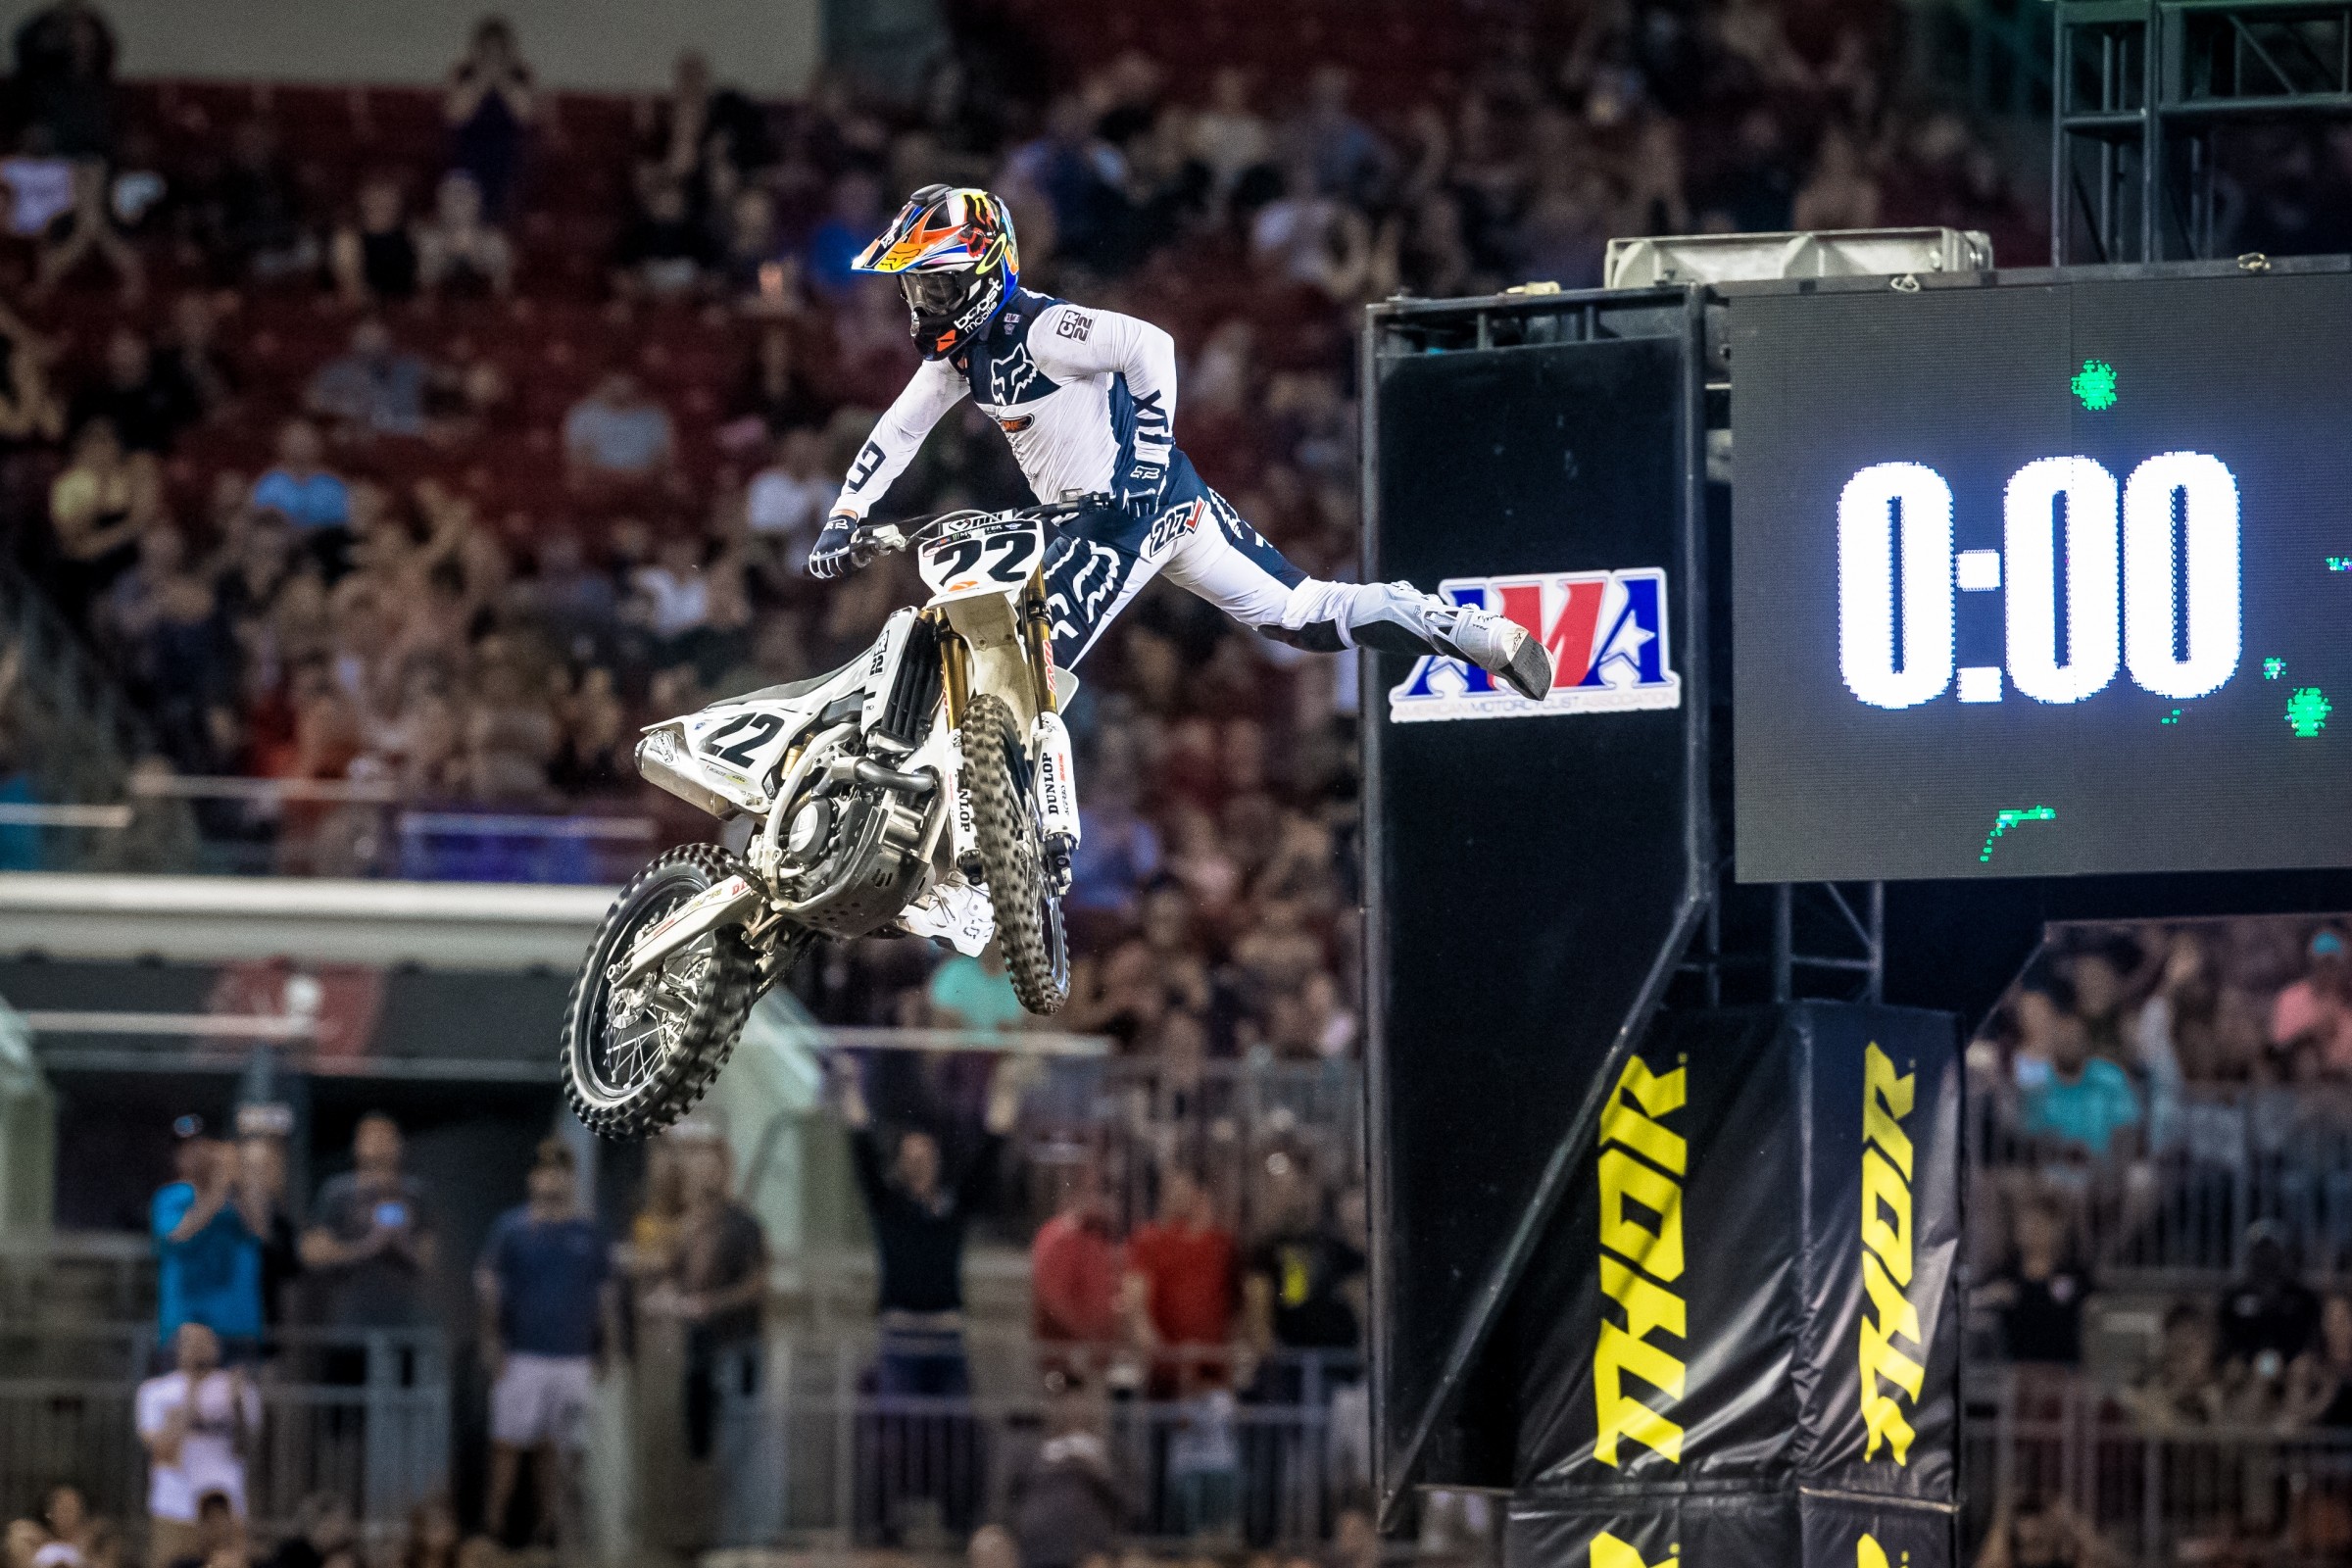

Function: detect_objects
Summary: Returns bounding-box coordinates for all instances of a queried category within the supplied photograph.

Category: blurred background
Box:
[0,1,2345,1566]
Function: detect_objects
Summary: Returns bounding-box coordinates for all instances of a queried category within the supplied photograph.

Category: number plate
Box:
[919,519,1044,603]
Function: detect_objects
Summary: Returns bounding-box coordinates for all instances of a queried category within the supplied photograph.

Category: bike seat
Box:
[725,658,859,707]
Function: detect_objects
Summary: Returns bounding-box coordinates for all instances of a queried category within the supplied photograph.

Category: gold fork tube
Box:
[1021,567,1057,715]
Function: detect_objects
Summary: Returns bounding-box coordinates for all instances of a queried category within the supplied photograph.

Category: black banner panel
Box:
[1367,323,1703,1495]
[1488,1004,1960,1553]
[1733,270,2352,882]
[1510,1490,1955,1568]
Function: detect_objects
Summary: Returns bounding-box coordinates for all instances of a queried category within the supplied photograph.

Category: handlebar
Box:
[848,493,1108,563]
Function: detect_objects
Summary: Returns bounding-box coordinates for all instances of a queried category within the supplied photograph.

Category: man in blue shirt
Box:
[2018,978,2143,1157]
[152,1115,265,1359]
[476,1138,615,1547]
[248,417,350,531]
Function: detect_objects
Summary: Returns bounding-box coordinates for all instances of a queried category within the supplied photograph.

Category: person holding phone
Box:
[302,1111,437,1382]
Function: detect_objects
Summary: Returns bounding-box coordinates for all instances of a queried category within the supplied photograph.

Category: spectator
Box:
[2287,1293,2352,1427]
[2015,976,2141,1157]
[725,326,828,445]
[416,172,514,298]
[444,18,534,221]
[135,1323,261,1567]
[1792,125,1882,231]
[612,179,711,300]
[1240,1151,1362,1544]
[647,1134,770,1548]
[151,1116,265,1356]
[1031,1160,1123,1352]
[11,0,115,159]
[199,120,317,282]
[259,1494,355,1568]
[1007,1376,1129,1568]
[233,1130,303,1344]
[476,1137,616,1549]
[159,1492,242,1568]
[1974,1490,2115,1568]
[834,1054,1029,1533]
[307,318,431,440]
[300,1112,438,1362]
[328,176,421,306]
[2220,1221,2321,1375]
[519,530,617,659]
[625,533,714,667]
[1190,68,1272,200]
[927,943,1025,1032]
[1974,1195,2087,1364]
[2271,927,2352,1072]
[68,327,188,455]
[0,295,65,446]
[30,1486,96,1568]
[2125,1301,2225,1429]
[150,292,238,423]
[803,172,883,296]
[744,426,836,564]
[965,1524,1020,1568]
[714,186,793,307]
[46,419,147,621]
[396,1498,460,1568]
[1128,1166,1238,1369]
[1288,66,1389,206]
[563,371,674,491]
[251,419,352,534]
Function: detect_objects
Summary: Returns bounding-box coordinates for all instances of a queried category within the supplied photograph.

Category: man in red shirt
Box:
[1031,1162,1123,1358]
[1128,1167,1238,1389]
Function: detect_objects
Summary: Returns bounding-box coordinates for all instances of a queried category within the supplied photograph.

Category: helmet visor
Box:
[901,270,975,316]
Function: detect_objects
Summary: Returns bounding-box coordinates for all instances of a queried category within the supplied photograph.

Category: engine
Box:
[767,751,939,938]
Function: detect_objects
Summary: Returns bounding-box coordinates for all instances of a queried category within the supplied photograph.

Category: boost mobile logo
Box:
[1591,1533,1676,1568]
[1860,1043,1927,1464]
[1592,1054,1687,1467]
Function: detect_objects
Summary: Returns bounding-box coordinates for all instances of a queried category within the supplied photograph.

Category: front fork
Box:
[932,584,1081,890]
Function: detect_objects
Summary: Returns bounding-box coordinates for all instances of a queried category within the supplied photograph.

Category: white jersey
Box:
[833,291,1181,519]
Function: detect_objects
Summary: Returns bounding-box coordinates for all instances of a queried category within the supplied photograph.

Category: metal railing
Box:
[715,1342,1367,1550]
[1966,1367,2352,1566]
[1021,1055,1366,1239]
[1973,1079,2352,1285]
[0,1329,448,1542]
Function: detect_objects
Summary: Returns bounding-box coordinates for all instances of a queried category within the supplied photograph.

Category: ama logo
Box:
[1390,569,1682,722]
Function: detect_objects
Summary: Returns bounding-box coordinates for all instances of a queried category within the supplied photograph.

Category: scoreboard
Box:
[1732,269,2352,882]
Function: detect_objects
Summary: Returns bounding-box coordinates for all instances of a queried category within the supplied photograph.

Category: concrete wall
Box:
[0,0,822,95]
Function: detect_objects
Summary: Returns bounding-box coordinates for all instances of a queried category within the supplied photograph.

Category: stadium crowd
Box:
[0,0,2055,1040]
[22,0,2352,1562]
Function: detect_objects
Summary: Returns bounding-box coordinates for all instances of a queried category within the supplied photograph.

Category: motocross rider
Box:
[808,184,1554,702]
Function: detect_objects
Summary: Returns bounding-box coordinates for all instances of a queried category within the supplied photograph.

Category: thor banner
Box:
[1484,1003,1961,1515]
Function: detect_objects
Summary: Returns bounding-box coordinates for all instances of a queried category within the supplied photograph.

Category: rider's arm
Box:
[832,356,969,521]
[1026,303,1177,478]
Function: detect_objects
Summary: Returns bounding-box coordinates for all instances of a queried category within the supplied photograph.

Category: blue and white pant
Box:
[1042,483,1456,669]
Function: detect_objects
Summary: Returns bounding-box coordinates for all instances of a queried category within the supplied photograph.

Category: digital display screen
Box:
[1733,270,2352,882]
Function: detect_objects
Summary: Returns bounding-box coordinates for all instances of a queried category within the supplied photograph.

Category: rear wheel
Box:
[960,692,1069,1014]
[561,844,761,1140]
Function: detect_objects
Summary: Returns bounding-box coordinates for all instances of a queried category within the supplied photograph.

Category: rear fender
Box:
[613,874,761,987]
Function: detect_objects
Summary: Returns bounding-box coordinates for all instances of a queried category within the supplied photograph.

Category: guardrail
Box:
[0,1329,448,1544]
[1965,1366,2352,1566]
[1972,1079,2352,1285]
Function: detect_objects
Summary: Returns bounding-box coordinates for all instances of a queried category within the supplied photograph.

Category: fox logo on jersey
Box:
[1389,568,1683,722]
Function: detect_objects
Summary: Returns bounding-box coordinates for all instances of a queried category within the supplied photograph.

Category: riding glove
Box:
[808,514,858,579]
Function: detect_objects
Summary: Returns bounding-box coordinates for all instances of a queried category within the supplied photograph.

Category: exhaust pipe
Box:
[635,728,739,818]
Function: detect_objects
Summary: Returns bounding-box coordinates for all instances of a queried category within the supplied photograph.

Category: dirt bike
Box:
[561,497,1091,1140]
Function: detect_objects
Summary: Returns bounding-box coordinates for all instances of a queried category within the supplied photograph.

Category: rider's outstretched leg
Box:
[1161,492,1554,700]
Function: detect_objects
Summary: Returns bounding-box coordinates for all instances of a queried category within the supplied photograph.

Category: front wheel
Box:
[961,692,1070,1014]
[562,844,761,1140]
